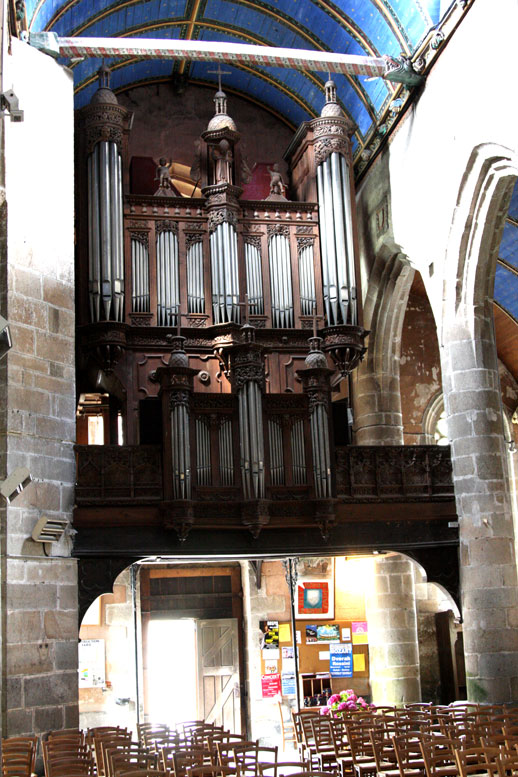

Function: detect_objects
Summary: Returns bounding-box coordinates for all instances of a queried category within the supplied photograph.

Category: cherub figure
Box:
[155,158,172,189]
[213,139,233,184]
[267,163,286,196]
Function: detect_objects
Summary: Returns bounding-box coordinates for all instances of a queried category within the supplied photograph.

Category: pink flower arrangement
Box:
[320,689,375,717]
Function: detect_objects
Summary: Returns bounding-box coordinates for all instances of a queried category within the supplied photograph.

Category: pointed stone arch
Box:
[353,246,415,445]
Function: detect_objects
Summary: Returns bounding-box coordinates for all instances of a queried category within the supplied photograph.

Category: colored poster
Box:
[306,624,318,643]
[78,638,106,688]
[316,623,340,643]
[281,646,295,672]
[329,643,353,677]
[295,579,334,619]
[261,673,281,698]
[353,654,366,672]
[281,672,297,696]
[352,621,369,644]
[264,660,278,674]
[342,627,351,642]
[279,623,291,642]
[261,620,279,649]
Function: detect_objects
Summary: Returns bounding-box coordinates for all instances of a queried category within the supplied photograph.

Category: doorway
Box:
[147,619,197,726]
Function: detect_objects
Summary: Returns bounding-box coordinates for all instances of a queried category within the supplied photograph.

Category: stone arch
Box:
[353,246,415,445]
[442,143,518,341]
[422,391,445,445]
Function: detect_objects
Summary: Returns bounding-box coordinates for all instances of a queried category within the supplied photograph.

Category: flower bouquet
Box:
[320,689,375,716]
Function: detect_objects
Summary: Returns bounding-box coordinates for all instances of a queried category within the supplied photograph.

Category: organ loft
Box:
[73,65,456,598]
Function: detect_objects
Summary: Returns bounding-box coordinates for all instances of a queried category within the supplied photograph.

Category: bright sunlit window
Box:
[88,415,104,445]
[434,410,449,446]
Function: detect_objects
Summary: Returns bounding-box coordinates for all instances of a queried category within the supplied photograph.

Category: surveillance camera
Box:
[0,467,32,503]
[1,90,24,123]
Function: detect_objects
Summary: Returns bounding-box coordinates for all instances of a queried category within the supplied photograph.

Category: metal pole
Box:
[283,558,301,712]
[130,563,141,727]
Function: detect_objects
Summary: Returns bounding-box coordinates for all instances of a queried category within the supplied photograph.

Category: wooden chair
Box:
[172,747,212,777]
[2,735,39,777]
[390,734,426,777]
[232,744,278,777]
[188,767,237,777]
[278,702,297,751]
[454,747,503,777]
[118,771,170,777]
[110,753,160,777]
[309,716,338,771]
[418,736,461,777]
[260,760,310,777]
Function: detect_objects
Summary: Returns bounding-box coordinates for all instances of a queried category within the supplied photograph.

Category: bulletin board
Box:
[260,619,369,683]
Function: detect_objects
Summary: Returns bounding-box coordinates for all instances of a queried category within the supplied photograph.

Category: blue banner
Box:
[329,643,353,677]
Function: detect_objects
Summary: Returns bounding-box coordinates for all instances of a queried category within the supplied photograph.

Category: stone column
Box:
[365,554,421,704]
[441,321,518,702]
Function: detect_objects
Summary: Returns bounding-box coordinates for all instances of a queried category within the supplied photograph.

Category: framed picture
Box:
[295,578,334,619]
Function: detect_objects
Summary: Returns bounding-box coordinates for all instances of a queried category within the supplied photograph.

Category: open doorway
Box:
[147,619,197,726]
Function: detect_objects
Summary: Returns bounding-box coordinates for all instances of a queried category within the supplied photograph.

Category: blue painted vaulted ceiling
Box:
[27,0,451,150]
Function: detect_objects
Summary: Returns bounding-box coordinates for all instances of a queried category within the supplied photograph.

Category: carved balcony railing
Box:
[335,445,454,501]
[75,444,163,504]
[75,443,453,507]
[122,195,321,331]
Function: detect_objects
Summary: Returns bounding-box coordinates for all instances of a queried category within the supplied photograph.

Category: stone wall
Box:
[1,38,77,735]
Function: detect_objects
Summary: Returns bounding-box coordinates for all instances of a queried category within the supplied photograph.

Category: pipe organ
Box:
[75,67,368,541]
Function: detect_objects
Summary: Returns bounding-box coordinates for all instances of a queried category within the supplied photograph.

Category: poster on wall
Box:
[295,579,334,619]
[352,621,369,645]
[282,646,295,672]
[261,673,281,698]
[260,620,279,649]
[329,643,353,677]
[78,638,106,688]
[264,660,278,674]
[316,624,340,643]
[281,672,296,696]
[306,625,318,643]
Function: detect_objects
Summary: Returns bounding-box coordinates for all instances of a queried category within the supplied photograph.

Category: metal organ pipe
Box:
[187,241,205,314]
[171,402,191,500]
[269,234,293,328]
[290,419,306,485]
[157,230,179,326]
[238,381,265,500]
[210,222,240,324]
[131,238,150,312]
[219,419,233,485]
[268,419,284,486]
[317,151,357,326]
[298,243,316,316]
[87,141,125,322]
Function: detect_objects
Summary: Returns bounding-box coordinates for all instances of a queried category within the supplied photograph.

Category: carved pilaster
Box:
[231,343,266,392]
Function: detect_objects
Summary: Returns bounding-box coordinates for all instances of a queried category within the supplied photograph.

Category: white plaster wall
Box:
[357,0,518,332]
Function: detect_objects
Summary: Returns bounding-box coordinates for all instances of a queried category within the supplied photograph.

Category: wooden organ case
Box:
[74,69,457,588]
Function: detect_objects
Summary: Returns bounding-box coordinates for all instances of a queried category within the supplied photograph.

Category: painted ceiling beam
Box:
[32,33,386,76]
[28,33,423,85]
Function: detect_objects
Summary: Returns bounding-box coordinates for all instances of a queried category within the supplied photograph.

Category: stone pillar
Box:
[1,39,78,738]
[365,554,421,704]
[241,561,291,744]
[441,323,518,703]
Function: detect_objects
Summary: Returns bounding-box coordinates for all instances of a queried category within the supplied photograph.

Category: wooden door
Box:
[197,618,241,732]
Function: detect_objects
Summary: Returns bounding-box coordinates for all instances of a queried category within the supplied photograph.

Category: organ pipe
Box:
[187,240,205,314]
[245,242,264,315]
[131,238,150,312]
[210,222,239,323]
[157,230,180,325]
[298,242,317,316]
[316,151,357,326]
[88,141,124,322]
[290,419,306,485]
[171,401,191,499]
[195,417,211,486]
[268,418,285,486]
[269,233,293,328]
[219,419,234,485]
[238,380,265,500]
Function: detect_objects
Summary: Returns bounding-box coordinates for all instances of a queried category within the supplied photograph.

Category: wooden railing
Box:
[75,443,453,505]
